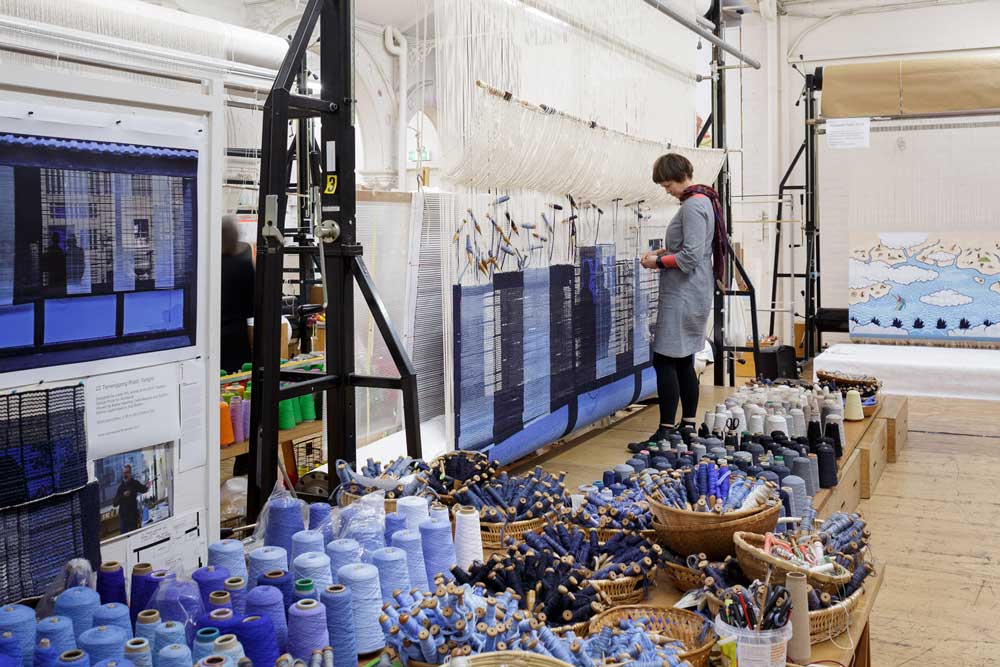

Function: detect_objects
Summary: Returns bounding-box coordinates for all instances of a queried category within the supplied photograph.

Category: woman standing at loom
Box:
[636,153,727,446]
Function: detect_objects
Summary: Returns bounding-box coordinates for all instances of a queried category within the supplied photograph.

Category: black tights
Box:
[653,352,700,427]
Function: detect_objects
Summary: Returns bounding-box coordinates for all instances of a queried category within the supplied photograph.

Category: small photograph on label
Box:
[94,441,174,540]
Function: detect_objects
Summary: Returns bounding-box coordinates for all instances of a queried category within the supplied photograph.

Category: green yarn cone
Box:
[220,369,228,377]
[290,394,303,424]
[277,400,297,430]
[299,394,317,421]
[241,362,253,372]
[221,392,235,403]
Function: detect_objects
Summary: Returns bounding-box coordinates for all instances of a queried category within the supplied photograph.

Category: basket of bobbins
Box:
[426,450,500,506]
[558,478,657,546]
[588,605,715,667]
[334,457,432,513]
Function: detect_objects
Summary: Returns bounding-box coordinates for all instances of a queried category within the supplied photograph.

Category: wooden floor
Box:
[512,388,1000,667]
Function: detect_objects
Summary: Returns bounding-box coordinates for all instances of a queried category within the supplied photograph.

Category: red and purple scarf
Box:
[680,184,728,284]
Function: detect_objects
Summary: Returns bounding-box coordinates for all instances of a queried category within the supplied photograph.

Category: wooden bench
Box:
[878,394,909,463]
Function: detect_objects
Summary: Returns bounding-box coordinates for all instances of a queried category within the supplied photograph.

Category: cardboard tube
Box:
[787,571,811,663]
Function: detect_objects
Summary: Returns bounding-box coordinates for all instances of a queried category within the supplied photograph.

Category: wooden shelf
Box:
[219,420,323,461]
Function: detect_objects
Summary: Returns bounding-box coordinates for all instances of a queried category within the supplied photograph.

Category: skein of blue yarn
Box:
[35,618,74,659]
[336,563,384,654]
[78,626,126,664]
[223,579,247,618]
[242,587,286,653]
[151,623,184,660]
[418,519,456,584]
[286,601,327,662]
[319,586,355,667]
[96,565,128,607]
[371,548,410,603]
[92,604,132,640]
[191,630,219,664]
[54,651,88,667]
[233,616,277,667]
[246,548,286,592]
[324,539,360,585]
[391,529,429,593]
[290,531,325,562]
[255,571,293,612]
[192,567,230,613]
[207,541,247,582]
[383,514,407,544]
[263,496,304,559]
[54,588,100,644]
[155,644,189,667]
[292,553,332,589]
[33,640,58,667]
[0,607,35,667]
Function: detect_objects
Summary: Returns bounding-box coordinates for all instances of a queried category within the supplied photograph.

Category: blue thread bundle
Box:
[129,566,155,629]
[96,565,128,607]
[290,531,324,562]
[307,503,332,532]
[35,618,74,659]
[233,616,277,667]
[192,567,230,613]
[319,586,355,667]
[210,636,243,663]
[383,513,407,544]
[54,588,100,644]
[191,630,218,663]
[155,645,189,667]
[255,571,293,612]
[92,604,132,640]
[324,539,360,585]
[207,541,247,582]
[0,633,20,665]
[336,564,384,654]
[243,587,286,653]
[54,651,87,667]
[123,638,152,667]
[152,623,184,660]
[222,579,246,618]
[292,553,332,589]
[391,530,429,593]
[286,600,328,662]
[78,626,126,664]
[264,496,304,558]
[418,519,456,584]
[33,641,58,667]
[0,606,35,667]
[133,611,160,648]
[246,548,286,592]
[371,548,410,603]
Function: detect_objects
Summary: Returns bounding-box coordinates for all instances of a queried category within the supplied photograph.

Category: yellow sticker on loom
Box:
[324,174,338,195]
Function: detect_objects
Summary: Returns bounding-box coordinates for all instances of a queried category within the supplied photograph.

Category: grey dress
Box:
[653,195,715,358]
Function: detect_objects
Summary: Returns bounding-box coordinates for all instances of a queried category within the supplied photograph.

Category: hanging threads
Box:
[325,540,361,585]
[55,651,88,667]
[383,513,407,544]
[418,519,456,584]
[211,636,244,664]
[396,496,430,530]
[390,530,429,593]
[192,630,219,663]
[92,604,132,640]
[264,496,305,558]
[452,506,484,570]
[319,587,354,667]
[96,564,128,607]
[291,531,325,562]
[336,564,384,654]
[155,645,190,667]
[234,617,277,667]
[243,587,287,653]
[292,553,332,589]
[129,565,154,628]
[36,618,74,659]
[247,547,287,592]
[208,541,248,582]
[33,640,57,667]
[286,600,328,662]
[223,579,246,618]
[54,588,101,644]
[371,548,410,603]
[78,627,126,665]
[133,612,160,648]
[192,567,230,613]
[124,639,152,667]
[257,571,293,612]
[207,593,231,613]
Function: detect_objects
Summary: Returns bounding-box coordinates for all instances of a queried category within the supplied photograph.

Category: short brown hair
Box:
[652,153,693,184]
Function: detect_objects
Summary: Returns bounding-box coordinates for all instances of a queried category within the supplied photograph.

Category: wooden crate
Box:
[879,395,909,463]
[859,419,888,499]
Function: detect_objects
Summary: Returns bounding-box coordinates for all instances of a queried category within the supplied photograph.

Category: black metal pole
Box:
[711,0,730,386]
[803,74,816,361]
[768,142,805,337]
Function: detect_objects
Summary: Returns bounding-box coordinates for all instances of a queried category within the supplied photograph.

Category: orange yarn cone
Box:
[220,401,235,446]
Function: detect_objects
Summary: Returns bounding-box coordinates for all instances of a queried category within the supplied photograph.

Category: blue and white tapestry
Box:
[849,232,1000,342]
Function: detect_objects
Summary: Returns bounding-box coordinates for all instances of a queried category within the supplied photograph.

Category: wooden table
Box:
[220,420,324,482]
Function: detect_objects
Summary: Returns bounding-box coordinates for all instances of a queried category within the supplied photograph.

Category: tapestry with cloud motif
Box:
[849,232,1000,343]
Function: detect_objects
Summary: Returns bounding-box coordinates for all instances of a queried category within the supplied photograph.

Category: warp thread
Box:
[155,645,190,667]
[263,496,305,560]
[152,623,184,661]
[35,618,74,659]
[191,630,219,664]
[33,640,57,667]
[256,571,293,612]
[54,651,88,667]
[336,563,385,654]
[192,567,230,613]
[0,608,34,667]
[208,542,248,583]
[207,592,231,612]
[383,513,407,544]
[133,611,160,648]
[129,565,154,629]
[223,579,246,618]
[817,445,838,488]
[123,638,152,667]
[396,496,430,531]
[210,636,243,664]
[291,531,325,562]
[286,601,328,662]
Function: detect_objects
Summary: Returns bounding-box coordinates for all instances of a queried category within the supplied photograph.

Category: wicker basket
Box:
[591,573,649,606]
[808,585,865,644]
[660,560,706,592]
[590,527,657,544]
[652,502,781,561]
[466,652,574,667]
[551,620,591,637]
[481,515,548,549]
[337,489,399,513]
[733,532,851,594]
[429,450,494,506]
[588,606,714,667]
[648,495,771,530]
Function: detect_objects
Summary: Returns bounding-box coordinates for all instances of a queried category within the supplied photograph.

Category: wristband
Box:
[658,254,678,269]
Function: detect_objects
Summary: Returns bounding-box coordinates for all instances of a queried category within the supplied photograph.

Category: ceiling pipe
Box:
[383,25,408,191]
[641,0,762,69]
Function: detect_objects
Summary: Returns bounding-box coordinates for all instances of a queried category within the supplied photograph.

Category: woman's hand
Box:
[640,251,660,270]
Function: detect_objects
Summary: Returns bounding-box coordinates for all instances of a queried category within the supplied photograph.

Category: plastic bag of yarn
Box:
[147,578,204,642]
[248,481,306,553]
[35,559,95,619]
[334,491,386,561]
[220,478,248,522]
